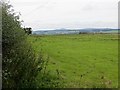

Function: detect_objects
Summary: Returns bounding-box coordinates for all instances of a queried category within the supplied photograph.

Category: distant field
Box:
[28,34,118,88]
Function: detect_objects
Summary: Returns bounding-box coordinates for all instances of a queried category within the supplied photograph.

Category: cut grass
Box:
[28,34,118,88]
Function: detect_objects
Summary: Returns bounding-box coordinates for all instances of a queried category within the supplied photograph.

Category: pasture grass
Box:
[28,34,118,88]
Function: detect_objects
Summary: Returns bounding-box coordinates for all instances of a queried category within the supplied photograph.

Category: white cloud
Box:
[10,0,119,30]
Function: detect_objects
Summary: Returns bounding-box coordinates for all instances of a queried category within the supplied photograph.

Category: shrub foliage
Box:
[2,2,43,88]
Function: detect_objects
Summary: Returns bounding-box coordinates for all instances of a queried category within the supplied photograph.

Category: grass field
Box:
[28,34,118,88]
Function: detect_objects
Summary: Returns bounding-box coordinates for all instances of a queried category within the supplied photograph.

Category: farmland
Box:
[28,34,118,88]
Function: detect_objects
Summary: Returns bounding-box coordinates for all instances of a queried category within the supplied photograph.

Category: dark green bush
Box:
[2,2,44,88]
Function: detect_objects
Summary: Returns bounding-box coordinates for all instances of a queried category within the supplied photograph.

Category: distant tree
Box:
[79,32,88,34]
[24,27,32,35]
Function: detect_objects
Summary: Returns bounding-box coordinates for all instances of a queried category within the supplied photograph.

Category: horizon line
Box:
[32,27,118,31]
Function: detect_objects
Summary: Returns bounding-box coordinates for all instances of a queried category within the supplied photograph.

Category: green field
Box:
[28,34,118,88]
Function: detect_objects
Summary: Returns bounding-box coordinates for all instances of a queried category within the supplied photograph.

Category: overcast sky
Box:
[10,0,119,30]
